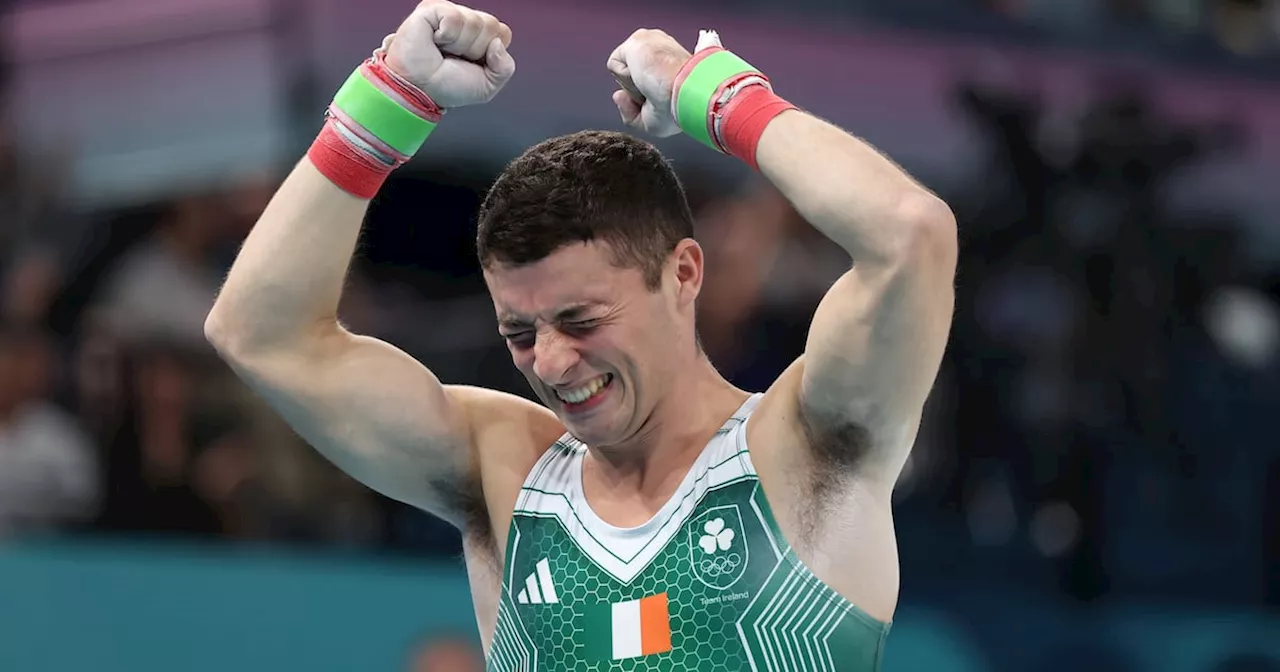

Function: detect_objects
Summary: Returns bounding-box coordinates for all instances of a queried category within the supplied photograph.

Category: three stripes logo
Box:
[516,558,559,605]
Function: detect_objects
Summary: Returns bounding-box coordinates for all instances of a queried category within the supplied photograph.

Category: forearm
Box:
[206,158,368,354]
[755,110,951,265]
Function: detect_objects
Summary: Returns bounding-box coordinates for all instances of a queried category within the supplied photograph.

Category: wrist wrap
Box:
[307,50,443,198]
[672,47,797,170]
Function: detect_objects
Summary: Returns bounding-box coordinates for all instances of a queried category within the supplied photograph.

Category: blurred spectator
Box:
[695,186,788,386]
[94,343,223,536]
[407,634,484,672]
[95,195,236,348]
[1210,0,1278,56]
[0,322,98,536]
[1,247,61,324]
[83,330,383,545]
[696,184,845,391]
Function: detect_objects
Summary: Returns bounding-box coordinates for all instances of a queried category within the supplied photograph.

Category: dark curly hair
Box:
[477,130,695,290]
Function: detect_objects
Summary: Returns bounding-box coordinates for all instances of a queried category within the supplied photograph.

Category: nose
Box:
[531,330,581,385]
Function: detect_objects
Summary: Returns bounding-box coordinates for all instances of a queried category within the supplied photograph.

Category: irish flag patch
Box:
[583,592,672,660]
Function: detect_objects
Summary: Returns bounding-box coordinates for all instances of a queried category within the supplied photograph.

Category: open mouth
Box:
[555,373,614,409]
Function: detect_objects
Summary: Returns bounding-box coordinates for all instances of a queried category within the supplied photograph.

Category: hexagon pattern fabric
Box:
[488,395,890,671]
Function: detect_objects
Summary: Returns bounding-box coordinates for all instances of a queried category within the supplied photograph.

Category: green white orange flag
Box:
[583,592,672,660]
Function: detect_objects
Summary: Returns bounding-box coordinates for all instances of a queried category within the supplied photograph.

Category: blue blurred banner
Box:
[0,541,1276,672]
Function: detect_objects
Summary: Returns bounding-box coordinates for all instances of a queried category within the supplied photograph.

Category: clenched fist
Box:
[382,0,515,109]
[607,29,718,137]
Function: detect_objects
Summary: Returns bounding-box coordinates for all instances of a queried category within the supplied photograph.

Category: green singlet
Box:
[486,394,891,671]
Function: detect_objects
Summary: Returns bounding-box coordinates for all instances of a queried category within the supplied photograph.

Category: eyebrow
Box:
[498,303,602,330]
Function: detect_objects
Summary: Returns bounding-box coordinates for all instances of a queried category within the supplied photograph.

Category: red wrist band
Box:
[307,120,396,200]
[672,46,798,171]
[717,84,797,171]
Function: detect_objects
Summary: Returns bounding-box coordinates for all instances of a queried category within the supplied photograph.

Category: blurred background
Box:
[0,0,1278,670]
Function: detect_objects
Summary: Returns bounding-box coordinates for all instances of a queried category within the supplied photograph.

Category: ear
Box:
[668,238,704,309]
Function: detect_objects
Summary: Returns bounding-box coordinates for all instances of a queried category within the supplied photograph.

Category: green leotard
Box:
[487,394,890,671]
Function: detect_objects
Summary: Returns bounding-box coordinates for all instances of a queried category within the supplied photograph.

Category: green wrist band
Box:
[332,69,437,157]
[674,50,760,151]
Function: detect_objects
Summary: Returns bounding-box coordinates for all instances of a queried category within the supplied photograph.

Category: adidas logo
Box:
[516,558,559,605]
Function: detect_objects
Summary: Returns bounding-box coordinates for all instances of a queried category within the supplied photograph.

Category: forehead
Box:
[484,242,646,321]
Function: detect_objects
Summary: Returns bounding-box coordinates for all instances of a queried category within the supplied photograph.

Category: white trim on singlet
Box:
[511,394,764,584]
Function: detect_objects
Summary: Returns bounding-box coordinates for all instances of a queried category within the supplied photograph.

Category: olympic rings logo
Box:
[698,552,742,577]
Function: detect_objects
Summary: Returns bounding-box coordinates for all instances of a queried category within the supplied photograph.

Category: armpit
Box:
[427,467,492,542]
[798,401,874,473]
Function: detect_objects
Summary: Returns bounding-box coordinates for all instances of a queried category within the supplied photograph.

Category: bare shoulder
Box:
[745,358,902,622]
[446,385,564,556]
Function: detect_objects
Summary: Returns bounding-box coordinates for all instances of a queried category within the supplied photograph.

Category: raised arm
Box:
[607,29,956,487]
[206,161,469,523]
[204,1,548,529]
[756,111,956,483]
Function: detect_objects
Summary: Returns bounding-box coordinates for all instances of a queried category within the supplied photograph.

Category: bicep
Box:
[799,244,955,481]
[228,329,475,524]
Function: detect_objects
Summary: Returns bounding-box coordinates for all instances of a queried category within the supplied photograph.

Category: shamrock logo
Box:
[698,517,735,554]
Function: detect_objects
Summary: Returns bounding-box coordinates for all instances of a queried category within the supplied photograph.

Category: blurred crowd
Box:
[937,70,1279,605]
[0,155,390,546]
[1,4,1279,668]
[979,0,1280,57]
[631,0,1280,60]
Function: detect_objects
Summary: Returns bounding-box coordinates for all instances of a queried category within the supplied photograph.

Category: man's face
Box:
[484,241,700,448]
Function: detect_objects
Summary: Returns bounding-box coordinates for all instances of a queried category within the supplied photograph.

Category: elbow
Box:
[205,301,341,366]
[895,193,958,275]
[203,303,243,360]
[203,297,265,362]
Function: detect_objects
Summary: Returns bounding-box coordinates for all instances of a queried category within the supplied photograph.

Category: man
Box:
[408,633,484,672]
[0,323,99,535]
[205,2,956,669]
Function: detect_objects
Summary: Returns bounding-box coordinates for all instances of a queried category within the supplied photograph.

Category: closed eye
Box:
[502,332,534,348]
[562,320,600,335]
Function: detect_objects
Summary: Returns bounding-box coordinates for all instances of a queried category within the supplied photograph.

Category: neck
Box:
[586,355,748,501]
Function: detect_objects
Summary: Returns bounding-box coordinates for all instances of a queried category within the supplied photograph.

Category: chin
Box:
[562,418,603,443]
[562,416,622,448]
